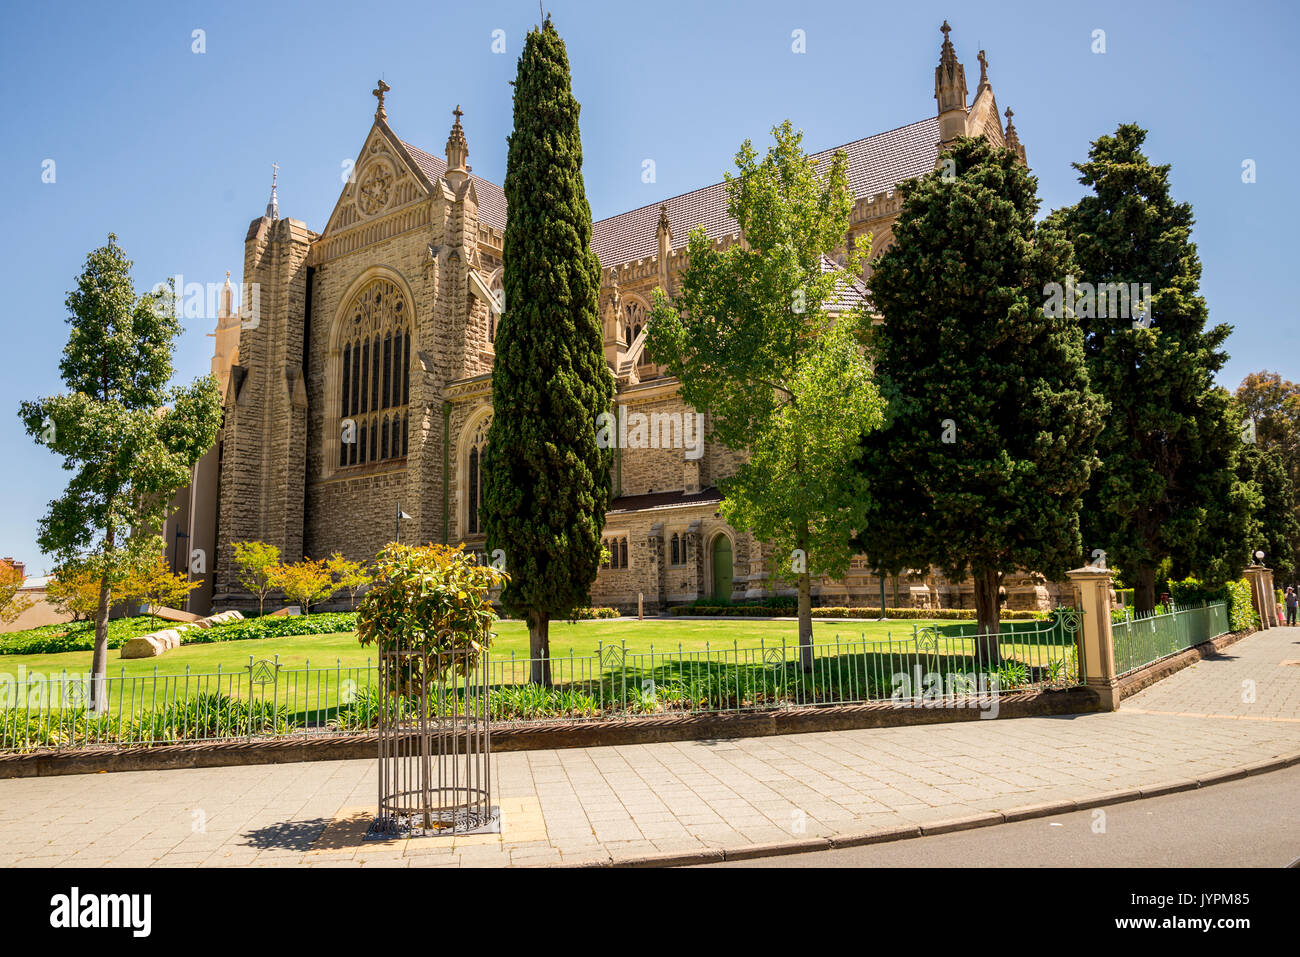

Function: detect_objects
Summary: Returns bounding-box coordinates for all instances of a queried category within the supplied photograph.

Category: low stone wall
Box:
[119,610,244,659]
[1115,627,1256,702]
[0,686,1099,778]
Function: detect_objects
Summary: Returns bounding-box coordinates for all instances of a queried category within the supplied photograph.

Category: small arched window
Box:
[624,299,646,346]
[338,278,410,468]
[670,533,680,566]
[466,415,491,535]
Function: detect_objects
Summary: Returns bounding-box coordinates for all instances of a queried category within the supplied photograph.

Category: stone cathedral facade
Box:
[207,24,1069,614]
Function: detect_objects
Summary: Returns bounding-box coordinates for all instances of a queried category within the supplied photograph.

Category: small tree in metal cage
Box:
[356,543,508,836]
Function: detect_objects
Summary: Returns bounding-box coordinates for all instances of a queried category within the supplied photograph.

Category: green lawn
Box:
[0,616,1079,744]
[0,617,949,680]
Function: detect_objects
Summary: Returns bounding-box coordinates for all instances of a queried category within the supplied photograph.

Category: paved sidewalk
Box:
[1,626,1297,868]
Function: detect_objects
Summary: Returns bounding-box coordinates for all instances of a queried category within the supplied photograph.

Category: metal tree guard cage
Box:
[369,637,497,838]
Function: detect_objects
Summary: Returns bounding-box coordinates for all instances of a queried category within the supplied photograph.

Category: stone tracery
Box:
[338,278,410,469]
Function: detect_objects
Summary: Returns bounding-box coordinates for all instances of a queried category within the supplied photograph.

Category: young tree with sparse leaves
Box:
[649,120,885,670]
[232,541,281,617]
[327,553,372,611]
[273,558,337,616]
[483,16,613,685]
[19,236,221,712]
[1049,125,1253,611]
[120,554,202,622]
[857,136,1105,658]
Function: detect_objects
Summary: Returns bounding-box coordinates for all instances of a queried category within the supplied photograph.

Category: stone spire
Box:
[444,105,470,190]
[1003,108,1026,165]
[934,21,969,149]
[265,162,279,220]
[656,205,673,292]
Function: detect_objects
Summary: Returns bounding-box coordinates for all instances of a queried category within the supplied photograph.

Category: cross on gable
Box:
[373,79,390,118]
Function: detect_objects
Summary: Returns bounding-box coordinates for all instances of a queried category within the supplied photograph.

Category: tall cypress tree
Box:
[857,137,1105,655]
[483,16,612,685]
[1050,124,1251,611]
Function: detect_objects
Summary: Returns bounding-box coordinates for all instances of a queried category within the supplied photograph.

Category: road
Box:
[700,763,1300,867]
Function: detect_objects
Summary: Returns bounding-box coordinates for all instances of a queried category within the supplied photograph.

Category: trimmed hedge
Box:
[1170,576,1258,632]
[182,612,359,644]
[670,605,1046,620]
[500,607,621,621]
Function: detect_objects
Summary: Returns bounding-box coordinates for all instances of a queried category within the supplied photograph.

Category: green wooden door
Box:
[711,536,733,601]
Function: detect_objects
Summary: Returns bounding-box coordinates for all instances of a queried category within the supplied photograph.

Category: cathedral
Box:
[193,22,1067,615]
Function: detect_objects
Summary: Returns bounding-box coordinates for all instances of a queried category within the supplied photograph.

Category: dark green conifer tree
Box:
[483,16,612,685]
[857,137,1105,656]
[1050,125,1252,611]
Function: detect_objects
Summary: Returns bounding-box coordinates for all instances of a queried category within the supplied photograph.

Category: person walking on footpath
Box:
[1286,586,1298,627]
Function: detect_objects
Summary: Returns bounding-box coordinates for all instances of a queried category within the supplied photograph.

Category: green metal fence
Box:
[0,612,1084,754]
[1111,601,1230,676]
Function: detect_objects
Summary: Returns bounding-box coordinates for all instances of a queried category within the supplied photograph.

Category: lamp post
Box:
[395,505,412,544]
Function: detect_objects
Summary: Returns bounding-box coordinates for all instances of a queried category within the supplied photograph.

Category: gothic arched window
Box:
[338,278,411,468]
[624,299,646,346]
[466,415,491,535]
[670,533,681,566]
[623,298,655,372]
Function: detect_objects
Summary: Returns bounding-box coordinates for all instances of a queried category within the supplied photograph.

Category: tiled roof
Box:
[590,116,940,267]
[401,140,509,231]
[400,115,939,266]
[608,486,723,514]
[820,254,871,312]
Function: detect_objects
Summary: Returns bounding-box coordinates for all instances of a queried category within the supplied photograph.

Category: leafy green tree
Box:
[857,137,1105,657]
[231,541,282,617]
[1236,371,1300,577]
[1235,443,1300,581]
[19,236,221,711]
[1049,125,1252,611]
[649,120,885,670]
[482,16,613,685]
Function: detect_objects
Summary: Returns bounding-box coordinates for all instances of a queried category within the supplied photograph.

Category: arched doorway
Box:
[711,534,733,602]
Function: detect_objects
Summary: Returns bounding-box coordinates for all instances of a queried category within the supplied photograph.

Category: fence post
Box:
[1067,564,1120,711]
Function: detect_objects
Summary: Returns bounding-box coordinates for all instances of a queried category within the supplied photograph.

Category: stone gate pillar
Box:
[1067,565,1119,711]
[1243,564,1273,630]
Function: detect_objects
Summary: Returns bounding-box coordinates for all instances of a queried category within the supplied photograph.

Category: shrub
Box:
[0,615,166,656]
[183,612,358,644]
[356,544,507,693]
[566,607,620,621]
[1170,575,1258,632]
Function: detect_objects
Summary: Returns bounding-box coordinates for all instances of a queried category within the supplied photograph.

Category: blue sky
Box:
[1,0,1296,574]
